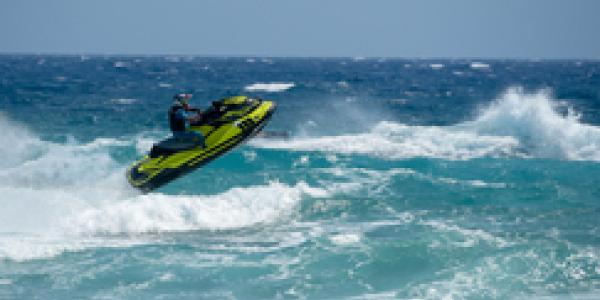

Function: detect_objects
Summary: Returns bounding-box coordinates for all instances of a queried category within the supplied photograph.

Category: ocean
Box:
[1,55,600,299]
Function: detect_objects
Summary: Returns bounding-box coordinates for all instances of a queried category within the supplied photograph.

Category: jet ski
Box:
[127,96,276,192]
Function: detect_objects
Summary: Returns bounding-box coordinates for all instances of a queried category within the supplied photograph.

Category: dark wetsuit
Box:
[168,103,206,147]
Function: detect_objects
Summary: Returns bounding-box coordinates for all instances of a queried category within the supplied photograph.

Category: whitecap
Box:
[113,61,129,68]
[337,81,350,88]
[110,98,138,105]
[244,82,295,92]
[467,87,600,161]
[421,220,510,248]
[251,121,518,160]
[0,116,326,261]
[470,62,490,69]
[329,233,362,245]
[252,87,600,161]
[64,181,308,235]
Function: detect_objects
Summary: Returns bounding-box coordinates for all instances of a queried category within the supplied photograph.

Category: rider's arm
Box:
[174,110,191,129]
[182,109,202,123]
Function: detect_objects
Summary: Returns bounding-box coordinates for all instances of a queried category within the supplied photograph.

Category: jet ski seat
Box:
[150,137,199,158]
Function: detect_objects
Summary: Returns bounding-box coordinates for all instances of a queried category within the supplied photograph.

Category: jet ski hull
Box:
[127,96,276,192]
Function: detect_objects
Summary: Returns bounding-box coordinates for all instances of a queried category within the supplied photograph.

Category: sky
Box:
[1,0,599,58]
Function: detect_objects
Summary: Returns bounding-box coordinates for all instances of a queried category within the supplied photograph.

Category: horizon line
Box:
[1,51,599,62]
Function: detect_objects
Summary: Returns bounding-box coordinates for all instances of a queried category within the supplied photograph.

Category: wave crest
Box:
[468,88,600,160]
[252,122,518,160]
[0,116,319,261]
[64,182,319,234]
[253,88,600,161]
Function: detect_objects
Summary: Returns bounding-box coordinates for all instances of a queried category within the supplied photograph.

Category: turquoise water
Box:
[1,56,600,299]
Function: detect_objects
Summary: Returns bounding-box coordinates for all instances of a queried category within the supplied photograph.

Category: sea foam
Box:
[0,116,319,261]
[66,181,310,234]
[251,121,518,160]
[466,87,600,161]
[252,88,600,161]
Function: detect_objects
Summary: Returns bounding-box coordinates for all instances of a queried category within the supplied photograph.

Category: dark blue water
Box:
[1,55,600,299]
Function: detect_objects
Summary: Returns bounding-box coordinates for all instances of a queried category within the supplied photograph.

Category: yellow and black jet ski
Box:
[127,96,276,192]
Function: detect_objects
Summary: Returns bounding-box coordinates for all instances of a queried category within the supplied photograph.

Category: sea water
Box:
[1,56,600,299]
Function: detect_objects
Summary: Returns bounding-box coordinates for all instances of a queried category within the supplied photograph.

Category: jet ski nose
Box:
[128,165,149,182]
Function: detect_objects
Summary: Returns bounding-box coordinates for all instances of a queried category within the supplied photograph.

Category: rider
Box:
[168,93,206,148]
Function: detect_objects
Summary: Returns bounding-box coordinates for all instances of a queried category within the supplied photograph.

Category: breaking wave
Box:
[0,116,319,261]
[466,88,600,161]
[252,88,600,161]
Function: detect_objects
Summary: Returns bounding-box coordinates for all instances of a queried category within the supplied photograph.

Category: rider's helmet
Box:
[173,93,193,106]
